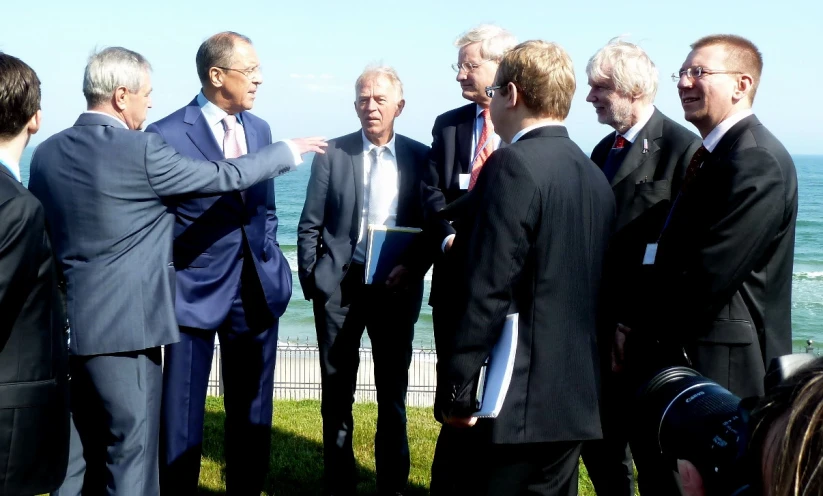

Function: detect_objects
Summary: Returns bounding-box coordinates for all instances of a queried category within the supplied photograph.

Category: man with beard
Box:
[581,39,700,496]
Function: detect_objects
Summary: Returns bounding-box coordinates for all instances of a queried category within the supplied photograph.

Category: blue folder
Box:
[365,225,422,285]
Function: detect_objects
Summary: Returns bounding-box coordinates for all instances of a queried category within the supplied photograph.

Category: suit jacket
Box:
[297,131,431,307]
[631,115,798,398]
[592,109,701,345]
[440,126,615,444]
[28,112,298,356]
[422,103,476,307]
[0,167,69,495]
[145,98,292,330]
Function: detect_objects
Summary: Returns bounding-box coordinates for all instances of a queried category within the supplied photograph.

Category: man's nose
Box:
[585,89,596,102]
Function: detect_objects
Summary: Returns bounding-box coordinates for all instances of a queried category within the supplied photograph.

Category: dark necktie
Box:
[681,145,709,193]
[602,135,629,183]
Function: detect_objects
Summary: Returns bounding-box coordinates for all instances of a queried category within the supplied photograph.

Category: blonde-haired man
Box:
[298,65,431,496]
[436,41,615,496]
[581,38,701,496]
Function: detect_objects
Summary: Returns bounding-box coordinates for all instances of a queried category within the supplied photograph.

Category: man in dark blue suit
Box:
[145,32,298,495]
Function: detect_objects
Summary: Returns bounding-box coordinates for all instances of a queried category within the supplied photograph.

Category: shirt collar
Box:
[619,105,656,143]
[511,121,563,144]
[0,149,21,182]
[702,109,754,152]
[83,110,129,129]
[196,91,243,127]
[361,130,396,158]
[475,103,489,118]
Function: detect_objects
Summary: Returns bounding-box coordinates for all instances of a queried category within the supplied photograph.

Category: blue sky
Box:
[3,0,821,154]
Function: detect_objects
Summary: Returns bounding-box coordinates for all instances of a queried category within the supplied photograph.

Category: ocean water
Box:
[19,149,822,351]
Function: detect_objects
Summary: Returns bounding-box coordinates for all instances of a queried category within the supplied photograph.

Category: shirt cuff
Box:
[441,234,456,253]
[281,139,303,166]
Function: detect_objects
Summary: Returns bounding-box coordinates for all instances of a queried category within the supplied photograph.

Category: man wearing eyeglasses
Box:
[580,39,701,496]
[437,40,614,496]
[423,24,517,495]
[614,30,797,449]
[146,31,315,495]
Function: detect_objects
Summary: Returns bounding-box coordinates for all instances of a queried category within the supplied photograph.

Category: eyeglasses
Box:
[671,66,742,82]
[485,85,502,98]
[452,60,490,73]
[216,66,263,79]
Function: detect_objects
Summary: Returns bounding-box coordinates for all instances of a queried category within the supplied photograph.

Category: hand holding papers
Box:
[364,225,422,285]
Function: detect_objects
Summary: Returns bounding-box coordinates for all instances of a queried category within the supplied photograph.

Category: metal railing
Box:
[206,339,438,407]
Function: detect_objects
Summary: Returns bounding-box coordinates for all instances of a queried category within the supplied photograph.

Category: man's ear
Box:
[209,67,225,88]
[506,81,518,109]
[735,73,754,104]
[28,109,42,135]
[113,86,129,111]
[395,99,406,117]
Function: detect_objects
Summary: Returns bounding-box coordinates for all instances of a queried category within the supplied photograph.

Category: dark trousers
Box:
[313,264,417,496]
[580,373,635,496]
[483,442,582,496]
[160,304,279,495]
[429,304,490,495]
[54,349,163,496]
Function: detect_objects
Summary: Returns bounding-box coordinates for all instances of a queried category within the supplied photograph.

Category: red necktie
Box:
[468,109,494,190]
[613,135,627,149]
[681,145,709,193]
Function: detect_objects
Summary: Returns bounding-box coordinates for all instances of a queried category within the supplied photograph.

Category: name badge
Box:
[643,243,658,265]
[459,173,471,190]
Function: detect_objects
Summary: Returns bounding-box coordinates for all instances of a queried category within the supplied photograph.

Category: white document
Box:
[474,313,519,418]
[458,173,471,190]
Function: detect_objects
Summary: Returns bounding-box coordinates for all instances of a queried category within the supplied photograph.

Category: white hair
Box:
[586,38,658,104]
[83,47,152,107]
[355,65,404,100]
[454,24,517,61]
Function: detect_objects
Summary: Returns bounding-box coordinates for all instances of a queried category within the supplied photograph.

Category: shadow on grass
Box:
[199,407,431,496]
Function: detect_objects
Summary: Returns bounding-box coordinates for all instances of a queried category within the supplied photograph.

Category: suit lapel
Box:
[184,103,223,161]
[350,134,365,241]
[394,136,411,226]
[611,110,663,186]
[456,108,474,173]
[242,113,259,153]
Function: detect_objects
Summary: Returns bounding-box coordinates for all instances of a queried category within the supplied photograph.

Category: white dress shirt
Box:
[196,92,303,163]
[352,131,399,263]
[702,109,754,152]
[84,110,129,129]
[511,121,563,143]
[618,105,656,144]
[0,151,21,182]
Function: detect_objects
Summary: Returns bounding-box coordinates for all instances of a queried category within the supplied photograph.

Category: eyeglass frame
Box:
[452,60,492,73]
[485,85,503,98]
[215,66,263,79]
[671,66,743,83]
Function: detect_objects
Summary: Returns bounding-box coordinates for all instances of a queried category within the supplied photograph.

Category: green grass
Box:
[198,397,625,495]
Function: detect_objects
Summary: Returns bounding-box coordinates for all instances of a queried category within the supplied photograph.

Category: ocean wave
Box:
[795,271,823,280]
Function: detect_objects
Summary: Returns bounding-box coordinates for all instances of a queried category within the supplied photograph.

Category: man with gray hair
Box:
[146,31,300,495]
[422,24,516,495]
[29,46,326,495]
[581,38,700,496]
[298,65,430,496]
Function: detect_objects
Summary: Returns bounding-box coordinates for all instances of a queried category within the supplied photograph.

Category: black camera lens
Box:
[637,367,751,495]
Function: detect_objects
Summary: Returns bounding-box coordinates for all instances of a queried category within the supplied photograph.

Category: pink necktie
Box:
[223,115,248,201]
[468,109,494,190]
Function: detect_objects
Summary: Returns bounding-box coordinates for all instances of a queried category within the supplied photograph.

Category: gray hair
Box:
[196,31,252,86]
[454,24,517,62]
[83,47,152,107]
[586,38,659,104]
[355,65,404,100]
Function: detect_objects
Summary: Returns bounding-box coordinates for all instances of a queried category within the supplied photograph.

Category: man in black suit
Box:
[423,25,517,495]
[579,40,701,496]
[297,66,431,496]
[0,52,69,496]
[615,32,797,473]
[438,40,615,496]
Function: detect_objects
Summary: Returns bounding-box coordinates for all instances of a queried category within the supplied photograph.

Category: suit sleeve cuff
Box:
[279,139,303,166]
